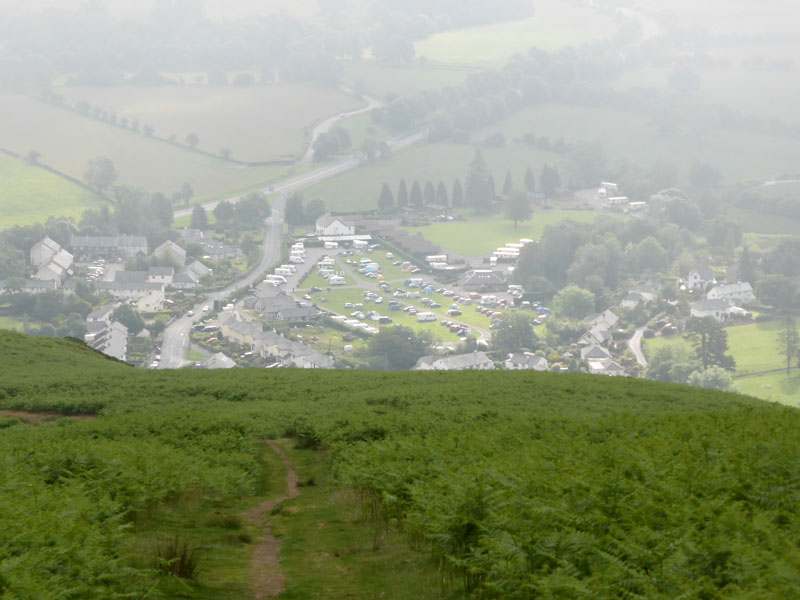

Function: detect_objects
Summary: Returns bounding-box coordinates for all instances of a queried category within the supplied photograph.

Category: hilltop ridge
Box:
[1,330,799,599]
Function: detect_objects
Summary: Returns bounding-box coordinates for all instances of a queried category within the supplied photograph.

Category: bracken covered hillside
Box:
[1,329,799,599]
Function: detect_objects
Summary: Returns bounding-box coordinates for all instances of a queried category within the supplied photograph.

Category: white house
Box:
[690,299,732,323]
[587,358,625,377]
[687,267,715,291]
[147,266,174,285]
[316,214,355,237]
[84,320,128,361]
[30,237,73,285]
[200,352,236,369]
[706,282,755,306]
[414,351,494,371]
[505,352,548,371]
[94,281,165,310]
[620,282,660,310]
[86,303,117,324]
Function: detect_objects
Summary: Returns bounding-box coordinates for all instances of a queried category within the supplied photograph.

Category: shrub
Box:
[154,537,200,579]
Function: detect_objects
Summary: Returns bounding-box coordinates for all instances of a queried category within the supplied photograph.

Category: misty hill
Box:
[1,329,799,598]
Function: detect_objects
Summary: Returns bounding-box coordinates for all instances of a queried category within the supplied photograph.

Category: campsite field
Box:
[0,92,290,204]
[56,84,363,163]
[405,211,601,257]
[414,0,617,66]
[0,154,102,228]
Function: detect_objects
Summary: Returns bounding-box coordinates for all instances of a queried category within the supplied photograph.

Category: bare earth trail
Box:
[242,440,300,599]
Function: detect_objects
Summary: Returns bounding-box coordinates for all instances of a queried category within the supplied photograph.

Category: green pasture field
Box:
[307,103,800,213]
[0,154,103,229]
[342,61,471,101]
[644,320,785,377]
[338,112,393,151]
[724,204,800,235]
[736,372,800,408]
[55,84,363,163]
[414,0,617,66]
[0,91,289,204]
[405,211,601,257]
[0,315,25,331]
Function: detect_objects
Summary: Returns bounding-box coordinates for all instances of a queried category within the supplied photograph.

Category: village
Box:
[0,178,765,380]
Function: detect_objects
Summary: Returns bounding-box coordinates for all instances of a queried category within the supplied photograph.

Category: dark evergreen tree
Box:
[465,149,492,213]
[378,182,394,212]
[687,316,736,371]
[397,179,409,208]
[190,204,208,229]
[424,181,436,205]
[436,181,449,207]
[524,166,535,192]
[410,180,423,208]
[502,170,513,196]
[452,178,464,208]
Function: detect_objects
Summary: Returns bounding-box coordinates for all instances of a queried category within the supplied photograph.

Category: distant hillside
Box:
[1,329,799,599]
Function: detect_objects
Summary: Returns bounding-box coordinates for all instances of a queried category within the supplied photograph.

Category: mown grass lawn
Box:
[405,211,601,256]
[0,154,103,228]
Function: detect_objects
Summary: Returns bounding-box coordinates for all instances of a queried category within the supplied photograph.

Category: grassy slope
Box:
[2,330,799,599]
[0,92,287,204]
[0,154,103,228]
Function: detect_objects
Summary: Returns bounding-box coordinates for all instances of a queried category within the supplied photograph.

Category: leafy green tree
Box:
[111,304,144,335]
[776,316,800,376]
[687,367,736,391]
[150,192,173,227]
[410,181,423,208]
[234,192,270,228]
[304,198,326,224]
[505,189,532,228]
[552,285,595,319]
[492,313,537,353]
[632,236,669,274]
[397,179,409,208]
[190,204,208,230]
[366,326,432,370]
[686,316,736,371]
[83,156,117,193]
[378,182,394,212]
[284,195,305,230]
[213,199,236,222]
[757,274,798,311]
[646,344,700,384]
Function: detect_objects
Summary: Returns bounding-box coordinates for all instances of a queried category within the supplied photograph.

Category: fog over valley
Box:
[2,2,800,596]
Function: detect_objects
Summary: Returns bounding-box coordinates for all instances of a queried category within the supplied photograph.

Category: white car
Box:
[202,306,209,312]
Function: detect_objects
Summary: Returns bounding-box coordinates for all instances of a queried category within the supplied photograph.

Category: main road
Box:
[161,128,428,368]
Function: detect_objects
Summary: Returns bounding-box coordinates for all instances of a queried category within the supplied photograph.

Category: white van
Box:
[289,255,305,264]
[324,241,339,249]
[266,274,287,284]
[329,275,346,285]
[417,312,437,322]
[280,264,296,273]
[275,267,292,277]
